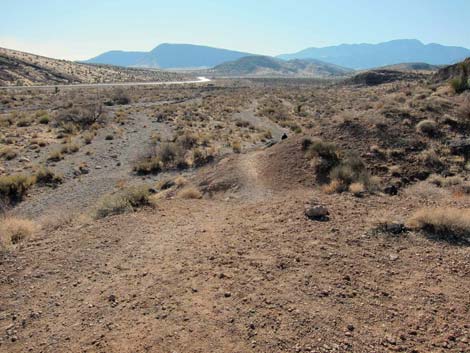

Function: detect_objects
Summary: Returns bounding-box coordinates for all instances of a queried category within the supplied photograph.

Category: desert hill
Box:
[211,55,352,77]
[0,47,187,86]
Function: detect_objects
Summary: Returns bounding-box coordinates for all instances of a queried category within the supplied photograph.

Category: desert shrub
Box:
[192,148,214,167]
[457,97,470,128]
[407,208,470,243]
[0,174,36,205]
[105,134,114,141]
[16,117,32,127]
[428,174,462,187]
[0,217,35,248]
[55,104,103,131]
[0,146,18,160]
[47,149,64,162]
[35,167,63,187]
[416,119,438,137]
[82,131,95,144]
[349,182,365,196]
[305,139,340,183]
[38,115,50,125]
[329,153,371,189]
[419,149,444,170]
[178,186,203,199]
[94,185,151,219]
[105,89,131,106]
[60,140,80,154]
[177,133,198,150]
[159,142,181,164]
[450,78,468,94]
[134,157,161,175]
[231,140,242,153]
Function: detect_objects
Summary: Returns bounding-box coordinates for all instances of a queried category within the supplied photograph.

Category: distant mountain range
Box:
[212,56,352,77]
[84,43,253,69]
[83,40,470,72]
[278,39,470,70]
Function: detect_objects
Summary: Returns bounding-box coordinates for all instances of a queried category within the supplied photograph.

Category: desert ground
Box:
[0,70,469,353]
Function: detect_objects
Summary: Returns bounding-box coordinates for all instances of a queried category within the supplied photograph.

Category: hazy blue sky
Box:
[1,0,469,60]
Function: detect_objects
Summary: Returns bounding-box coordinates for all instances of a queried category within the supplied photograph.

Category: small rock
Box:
[224,292,232,298]
[305,204,329,221]
[389,254,399,261]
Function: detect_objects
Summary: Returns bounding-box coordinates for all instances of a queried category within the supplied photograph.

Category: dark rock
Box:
[305,204,329,221]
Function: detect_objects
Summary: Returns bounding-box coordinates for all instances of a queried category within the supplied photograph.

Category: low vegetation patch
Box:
[0,146,18,160]
[303,138,377,194]
[0,174,36,205]
[178,186,203,199]
[416,119,438,137]
[0,217,36,249]
[407,208,470,243]
[94,185,151,219]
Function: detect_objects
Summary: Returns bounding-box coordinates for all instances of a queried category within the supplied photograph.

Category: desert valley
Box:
[0,28,470,353]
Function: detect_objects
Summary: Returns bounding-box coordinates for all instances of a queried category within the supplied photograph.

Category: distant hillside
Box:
[0,47,187,86]
[85,43,254,69]
[212,55,352,77]
[347,69,426,86]
[278,39,470,70]
[378,62,441,72]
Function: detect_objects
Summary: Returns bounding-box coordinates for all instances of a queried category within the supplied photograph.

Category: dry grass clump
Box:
[94,185,151,219]
[428,174,463,188]
[416,119,438,137]
[407,208,470,243]
[0,217,36,248]
[0,146,18,160]
[178,186,203,199]
[0,174,36,205]
[35,167,63,186]
[47,149,64,162]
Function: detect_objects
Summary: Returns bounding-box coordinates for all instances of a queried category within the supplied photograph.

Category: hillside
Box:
[433,57,470,82]
[0,47,188,86]
[85,43,254,69]
[212,55,352,77]
[278,39,470,69]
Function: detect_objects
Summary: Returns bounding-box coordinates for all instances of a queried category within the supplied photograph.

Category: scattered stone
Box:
[224,292,232,298]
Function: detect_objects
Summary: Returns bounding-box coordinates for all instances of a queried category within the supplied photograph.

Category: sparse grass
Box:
[0,217,36,248]
[94,185,151,219]
[178,186,203,199]
[47,149,64,162]
[407,208,470,243]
